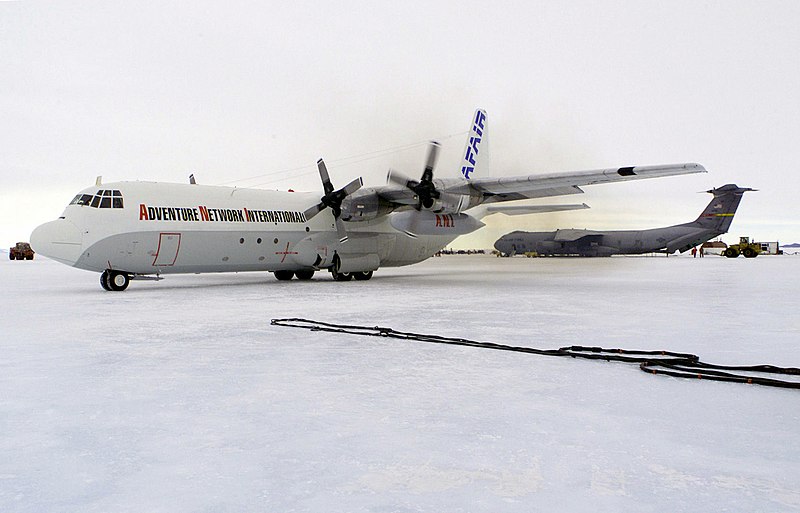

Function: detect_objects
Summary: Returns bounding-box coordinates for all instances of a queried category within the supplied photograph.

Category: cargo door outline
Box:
[153,232,181,266]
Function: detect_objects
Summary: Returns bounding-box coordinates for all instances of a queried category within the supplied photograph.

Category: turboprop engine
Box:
[420,189,480,214]
[339,189,395,222]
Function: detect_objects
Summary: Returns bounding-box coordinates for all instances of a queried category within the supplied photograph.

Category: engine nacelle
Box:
[340,189,393,222]
[422,191,480,214]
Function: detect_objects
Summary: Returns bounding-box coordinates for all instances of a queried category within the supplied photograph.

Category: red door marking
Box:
[275,242,298,263]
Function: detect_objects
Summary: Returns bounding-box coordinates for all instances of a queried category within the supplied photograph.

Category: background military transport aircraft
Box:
[31,109,706,290]
[494,184,751,257]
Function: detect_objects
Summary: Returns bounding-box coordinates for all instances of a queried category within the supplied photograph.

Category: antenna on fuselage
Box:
[189,174,197,185]
[95,176,102,186]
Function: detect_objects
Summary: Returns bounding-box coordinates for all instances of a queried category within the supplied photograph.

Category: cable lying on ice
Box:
[270,318,800,390]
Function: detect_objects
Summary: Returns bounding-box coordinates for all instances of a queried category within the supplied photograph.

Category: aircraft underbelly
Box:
[77,229,316,274]
[74,227,448,274]
[381,233,459,266]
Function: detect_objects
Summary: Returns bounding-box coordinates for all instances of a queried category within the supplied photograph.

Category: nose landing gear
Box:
[100,270,130,291]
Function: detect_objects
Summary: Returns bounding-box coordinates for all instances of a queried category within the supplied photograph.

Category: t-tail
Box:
[691,184,755,233]
[460,108,488,180]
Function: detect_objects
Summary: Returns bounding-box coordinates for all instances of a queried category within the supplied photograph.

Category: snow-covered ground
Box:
[2,254,799,512]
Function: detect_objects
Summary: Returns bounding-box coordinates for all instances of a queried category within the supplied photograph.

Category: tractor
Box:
[723,236,760,258]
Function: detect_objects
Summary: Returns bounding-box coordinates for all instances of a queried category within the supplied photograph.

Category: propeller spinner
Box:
[303,158,363,243]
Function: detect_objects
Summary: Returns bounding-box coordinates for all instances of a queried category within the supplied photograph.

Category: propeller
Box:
[387,141,441,210]
[304,158,362,243]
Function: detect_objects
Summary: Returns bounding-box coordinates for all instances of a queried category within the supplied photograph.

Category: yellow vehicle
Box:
[723,237,761,258]
[9,242,35,260]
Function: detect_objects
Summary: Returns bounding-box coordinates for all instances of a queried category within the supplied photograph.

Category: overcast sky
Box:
[2,1,799,248]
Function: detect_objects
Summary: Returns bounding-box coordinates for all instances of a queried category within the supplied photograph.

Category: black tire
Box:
[8,253,13,260]
[743,247,757,258]
[724,248,739,258]
[100,271,112,291]
[330,254,352,281]
[353,270,373,281]
[108,271,130,291]
[295,270,315,280]
[274,270,295,281]
[331,268,352,281]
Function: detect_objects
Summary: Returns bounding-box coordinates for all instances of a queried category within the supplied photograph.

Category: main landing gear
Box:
[331,268,373,281]
[272,270,316,281]
[272,268,374,282]
[100,270,130,291]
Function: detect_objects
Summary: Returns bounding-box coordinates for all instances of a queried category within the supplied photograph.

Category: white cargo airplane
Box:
[31,109,705,290]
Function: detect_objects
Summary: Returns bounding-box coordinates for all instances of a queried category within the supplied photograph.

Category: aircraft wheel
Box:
[108,271,130,291]
[331,268,352,281]
[295,270,314,280]
[353,270,373,281]
[274,270,294,281]
[743,247,757,258]
[100,270,112,291]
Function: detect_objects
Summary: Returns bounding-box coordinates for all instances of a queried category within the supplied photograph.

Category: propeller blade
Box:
[387,169,417,189]
[421,141,441,183]
[303,203,324,220]
[335,218,348,243]
[342,177,364,196]
[317,159,334,195]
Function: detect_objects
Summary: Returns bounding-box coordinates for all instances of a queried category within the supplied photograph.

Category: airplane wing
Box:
[374,163,705,208]
[485,203,590,215]
[450,163,706,203]
[553,228,605,242]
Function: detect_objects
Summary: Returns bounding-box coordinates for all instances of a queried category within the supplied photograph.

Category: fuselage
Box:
[495,224,718,257]
[31,181,470,276]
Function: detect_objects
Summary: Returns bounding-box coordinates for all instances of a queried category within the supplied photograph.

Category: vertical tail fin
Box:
[692,184,754,233]
[460,108,488,180]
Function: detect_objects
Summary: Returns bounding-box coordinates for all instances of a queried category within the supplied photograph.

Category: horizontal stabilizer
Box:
[486,203,590,216]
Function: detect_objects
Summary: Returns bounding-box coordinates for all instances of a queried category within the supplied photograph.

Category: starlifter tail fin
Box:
[692,184,754,233]
[460,108,488,180]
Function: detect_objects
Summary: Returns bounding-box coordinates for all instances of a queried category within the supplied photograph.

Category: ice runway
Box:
[2,254,799,512]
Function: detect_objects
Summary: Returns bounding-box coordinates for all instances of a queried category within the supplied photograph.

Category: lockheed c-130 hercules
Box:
[31,109,706,290]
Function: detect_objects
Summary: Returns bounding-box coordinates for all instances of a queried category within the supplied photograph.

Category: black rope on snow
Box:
[270,318,800,390]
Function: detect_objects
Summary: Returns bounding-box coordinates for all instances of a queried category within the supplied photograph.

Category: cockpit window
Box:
[71,189,124,209]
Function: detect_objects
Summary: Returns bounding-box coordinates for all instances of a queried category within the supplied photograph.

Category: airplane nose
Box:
[30,219,83,266]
